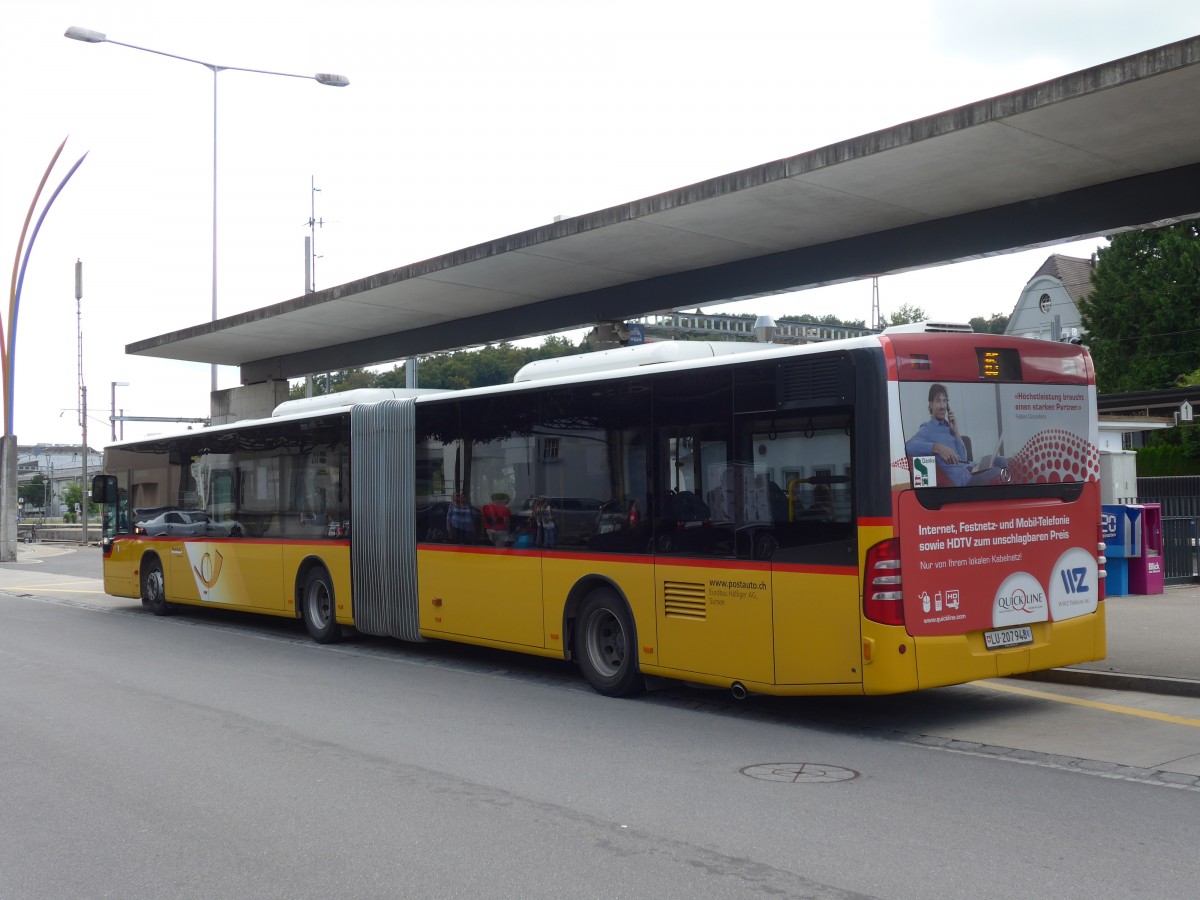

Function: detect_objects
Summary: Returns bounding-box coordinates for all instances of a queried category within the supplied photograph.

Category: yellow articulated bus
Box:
[92,326,1105,697]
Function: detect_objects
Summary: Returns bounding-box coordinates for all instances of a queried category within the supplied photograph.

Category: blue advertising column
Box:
[1101,504,1132,596]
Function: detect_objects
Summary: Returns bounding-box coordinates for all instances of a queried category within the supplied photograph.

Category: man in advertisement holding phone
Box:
[906,383,1008,486]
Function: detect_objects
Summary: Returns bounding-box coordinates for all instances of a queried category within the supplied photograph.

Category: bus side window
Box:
[415,400,463,544]
[735,412,855,563]
[652,370,735,558]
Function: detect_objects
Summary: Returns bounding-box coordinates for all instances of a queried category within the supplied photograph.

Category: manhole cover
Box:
[740,763,859,784]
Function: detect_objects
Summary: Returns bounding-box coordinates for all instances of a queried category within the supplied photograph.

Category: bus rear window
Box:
[899,379,1096,488]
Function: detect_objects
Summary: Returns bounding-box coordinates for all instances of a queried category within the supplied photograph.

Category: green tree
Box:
[1175,365,1200,386]
[288,367,375,400]
[969,312,1010,334]
[18,474,47,510]
[290,339,587,397]
[1136,423,1200,476]
[885,303,929,326]
[1080,219,1200,392]
[60,482,97,522]
[405,338,585,390]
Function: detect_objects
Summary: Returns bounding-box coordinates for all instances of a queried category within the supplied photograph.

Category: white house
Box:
[1005,254,1093,342]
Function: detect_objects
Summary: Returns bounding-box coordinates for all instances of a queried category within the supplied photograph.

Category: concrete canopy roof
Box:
[128,35,1200,385]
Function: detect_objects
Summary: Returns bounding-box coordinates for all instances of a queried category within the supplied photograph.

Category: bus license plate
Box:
[984,626,1034,650]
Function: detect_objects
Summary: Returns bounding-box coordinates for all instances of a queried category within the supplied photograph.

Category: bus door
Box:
[186,460,283,611]
[122,450,203,605]
[92,473,138,598]
[753,412,860,686]
[415,396,545,648]
[166,512,206,605]
[652,371,775,684]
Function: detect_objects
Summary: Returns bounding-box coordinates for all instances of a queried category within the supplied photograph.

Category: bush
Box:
[1136,426,1200,475]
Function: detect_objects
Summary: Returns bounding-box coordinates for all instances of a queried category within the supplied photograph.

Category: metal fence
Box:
[1161,516,1199,585]
[1137,476,1200,516]
[1137,476,1200,585]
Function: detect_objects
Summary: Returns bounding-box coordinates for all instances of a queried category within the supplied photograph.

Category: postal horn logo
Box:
[193,549,224,589]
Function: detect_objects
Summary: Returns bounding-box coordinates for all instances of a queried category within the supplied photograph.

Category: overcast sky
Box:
[2,1,1198,447]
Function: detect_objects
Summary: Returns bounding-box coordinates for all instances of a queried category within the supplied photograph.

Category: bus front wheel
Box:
[301,568,342,644]
[142,557,171,616]
[574,588,644,697]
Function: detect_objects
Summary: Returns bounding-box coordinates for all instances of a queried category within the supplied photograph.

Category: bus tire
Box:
[142,556,171,616]
[301,568,342,644]
[574,588,644,697]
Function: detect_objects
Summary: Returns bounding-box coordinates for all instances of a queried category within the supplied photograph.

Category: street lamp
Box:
[111,381,129,442]
[64,26,349,392]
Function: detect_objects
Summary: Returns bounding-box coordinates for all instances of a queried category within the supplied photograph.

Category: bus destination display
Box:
[978,347,1022,381]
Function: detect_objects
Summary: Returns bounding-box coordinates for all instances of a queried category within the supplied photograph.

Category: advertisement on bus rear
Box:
[892,359,1100,637]
[900,381,1097,489]
[896,492,1099,636]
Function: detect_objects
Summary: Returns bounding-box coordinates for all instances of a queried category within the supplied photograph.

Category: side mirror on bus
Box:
[91,474,117,504]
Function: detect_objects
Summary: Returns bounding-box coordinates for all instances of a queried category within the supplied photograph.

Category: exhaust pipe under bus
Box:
[730,681,748,701]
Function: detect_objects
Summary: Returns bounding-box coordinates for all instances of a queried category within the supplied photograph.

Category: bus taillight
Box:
[864,538,904,625]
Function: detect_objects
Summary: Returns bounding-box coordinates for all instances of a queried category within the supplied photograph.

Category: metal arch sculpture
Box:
[5,138,88,435]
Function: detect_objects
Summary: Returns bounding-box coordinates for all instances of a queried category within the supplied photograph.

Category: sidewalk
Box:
[8,541,87,563]
[1022,582,1200,697]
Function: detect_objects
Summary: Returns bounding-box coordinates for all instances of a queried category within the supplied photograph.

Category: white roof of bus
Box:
[513,341,769,381]
[109,335,894,446]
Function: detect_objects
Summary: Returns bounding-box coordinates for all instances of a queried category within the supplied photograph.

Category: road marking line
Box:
[980,679,1200,728]
[1,584,105,593]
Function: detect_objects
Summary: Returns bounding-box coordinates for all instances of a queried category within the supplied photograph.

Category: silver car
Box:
[133,510,211,537]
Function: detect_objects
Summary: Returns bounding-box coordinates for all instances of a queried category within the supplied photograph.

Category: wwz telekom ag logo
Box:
[1048,547,1099,621]
[992,571,1048,628]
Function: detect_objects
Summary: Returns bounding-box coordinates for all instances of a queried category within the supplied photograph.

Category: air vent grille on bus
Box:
[663,581,707,620]
[778,357,850,406]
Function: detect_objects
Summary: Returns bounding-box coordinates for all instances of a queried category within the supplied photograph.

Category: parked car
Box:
[133,510,211,537]
[134,510,243,538]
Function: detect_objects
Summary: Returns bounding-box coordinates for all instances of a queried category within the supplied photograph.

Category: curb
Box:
[1017,668,1200,699]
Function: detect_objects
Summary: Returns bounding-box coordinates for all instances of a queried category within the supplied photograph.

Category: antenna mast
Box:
[305,176,325,294]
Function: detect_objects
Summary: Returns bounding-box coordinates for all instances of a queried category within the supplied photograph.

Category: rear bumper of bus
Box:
[909,604,1106,692]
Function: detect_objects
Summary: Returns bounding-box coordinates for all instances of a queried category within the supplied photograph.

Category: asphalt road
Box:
[2,546,1200,898]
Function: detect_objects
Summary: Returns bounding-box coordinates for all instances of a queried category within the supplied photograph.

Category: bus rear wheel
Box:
[575,588,644,697]
[141,556,171,616]
[301,568,342,643]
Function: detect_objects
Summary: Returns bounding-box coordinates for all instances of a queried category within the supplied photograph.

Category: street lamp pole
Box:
[64,27,349,393]
[77,259,88,546]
